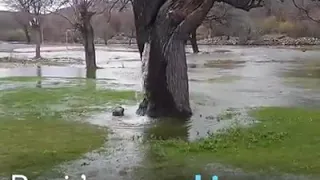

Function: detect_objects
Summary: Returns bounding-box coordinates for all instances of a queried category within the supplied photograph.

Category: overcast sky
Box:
[0,2,6,11]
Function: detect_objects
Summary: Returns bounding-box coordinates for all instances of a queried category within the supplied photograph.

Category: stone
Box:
[112,106,124,116]
[188,64,197,68]
[205,115,215,120]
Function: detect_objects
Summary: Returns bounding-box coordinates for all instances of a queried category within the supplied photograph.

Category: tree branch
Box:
[292,0,320,23]
[218,0,263,11]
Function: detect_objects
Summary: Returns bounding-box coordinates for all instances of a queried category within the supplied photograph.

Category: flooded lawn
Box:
[137,107,320,180]
[0,44,320,180]
[0,80,136,179]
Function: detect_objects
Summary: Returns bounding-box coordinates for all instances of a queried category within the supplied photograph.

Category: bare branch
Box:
[292,0,320,23]
[218,0,264,11]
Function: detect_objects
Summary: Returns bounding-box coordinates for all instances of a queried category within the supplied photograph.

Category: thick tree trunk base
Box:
[136,98,192,118]
[86,68,96,79]
[33,56,42,60]
[136,40,192,119]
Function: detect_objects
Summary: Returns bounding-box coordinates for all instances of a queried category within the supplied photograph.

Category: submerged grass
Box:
[0,84,135,178]
[0,76,45,82]
[284,77,320,90]
[142,107,320,179]
[204,60,246,69]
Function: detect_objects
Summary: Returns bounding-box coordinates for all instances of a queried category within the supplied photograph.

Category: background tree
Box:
[14,11,32,44]
[133,0,263,118]
[57,0,130,71]
[4,0,62,59]
[292,0,320,23]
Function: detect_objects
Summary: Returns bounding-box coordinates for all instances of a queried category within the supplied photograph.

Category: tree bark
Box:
[34,26,41,59]
[81,17,97,70]
[189,29,199,53]
[86,68,96,79]
[134,0,214,118]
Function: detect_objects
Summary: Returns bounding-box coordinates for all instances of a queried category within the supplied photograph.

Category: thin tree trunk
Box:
[103,32,108,45]
[134,0,214,118]
[23,26,31,44]
[189,29,199,53]
[81,18,97,70]
[129,30,134,46]
[34,26,41,59]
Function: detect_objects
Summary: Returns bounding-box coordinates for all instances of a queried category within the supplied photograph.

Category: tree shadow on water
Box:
[132,118,205,180]
[144,117,191,141]
[36,65,42,88]
[85,68,97,89]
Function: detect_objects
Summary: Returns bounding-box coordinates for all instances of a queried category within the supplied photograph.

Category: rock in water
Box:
[112,106,124,116]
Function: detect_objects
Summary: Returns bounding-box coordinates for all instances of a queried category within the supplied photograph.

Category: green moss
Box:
[145,107,320,178]
[0,86,135,178]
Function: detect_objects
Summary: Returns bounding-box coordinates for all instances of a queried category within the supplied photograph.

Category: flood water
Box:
[1,44,320,180]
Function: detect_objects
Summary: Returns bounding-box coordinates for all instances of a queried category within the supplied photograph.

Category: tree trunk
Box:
[81,17,97,70]
[103,32,108,45]
[189,29,199,53]
[23,26,31,44]
[134,0,214,118]
[86,68,96,79]
[34,26,41,59]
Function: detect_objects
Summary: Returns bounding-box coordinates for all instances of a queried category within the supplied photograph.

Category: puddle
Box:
[1,44,320,180]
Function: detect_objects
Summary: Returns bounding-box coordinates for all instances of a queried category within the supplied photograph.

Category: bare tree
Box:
[103,0,131,44]
[5,0,63,58]
[187,3,231,54]
[133,0,263,118]
[119,11,136,45]
[292,0,320,23]
[14,11,32,43]
[55,0,129,71]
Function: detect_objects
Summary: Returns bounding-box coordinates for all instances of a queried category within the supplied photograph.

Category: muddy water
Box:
[1,45,320,180]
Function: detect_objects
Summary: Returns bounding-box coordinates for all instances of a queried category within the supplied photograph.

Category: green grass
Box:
[0,85,135,178]
[144,107,320,178]
[0,76,44,82]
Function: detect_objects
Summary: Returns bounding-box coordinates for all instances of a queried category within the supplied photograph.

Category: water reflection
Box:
[144,118,190,141]
[36,65,41,88]
[133,118,193,180]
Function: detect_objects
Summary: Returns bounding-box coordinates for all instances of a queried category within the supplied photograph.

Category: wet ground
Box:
[1,43,320,180]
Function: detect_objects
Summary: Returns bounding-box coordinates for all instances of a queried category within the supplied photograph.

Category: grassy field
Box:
[136,107,320,179]
[0,83,135,178]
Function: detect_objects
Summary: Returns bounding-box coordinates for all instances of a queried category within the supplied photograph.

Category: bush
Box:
[3,29,26,42]
[258,17,305,37]
[259,16,278,34]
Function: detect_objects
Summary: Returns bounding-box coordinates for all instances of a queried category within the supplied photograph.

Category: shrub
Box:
[258,17,306,37]
[259,16,278,34]
[4,29,26,42]
[278,21,304,37]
